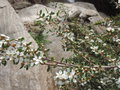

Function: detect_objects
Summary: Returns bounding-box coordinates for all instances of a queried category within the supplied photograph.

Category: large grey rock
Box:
[18,4,57,23]
[47,2,104,23]
[48,2,105,33]
[12,1,32,10]
[0,0,55,90]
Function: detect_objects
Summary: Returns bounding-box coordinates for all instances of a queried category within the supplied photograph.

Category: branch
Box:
[42,58,117,69]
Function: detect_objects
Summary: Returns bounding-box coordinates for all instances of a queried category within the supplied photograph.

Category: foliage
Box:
[0,3,120,90]
[34,9,120,89]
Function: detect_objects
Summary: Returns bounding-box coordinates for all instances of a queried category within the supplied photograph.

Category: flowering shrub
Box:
[0,34,44,69]
[34,9,120,89]
[0,6,120,90]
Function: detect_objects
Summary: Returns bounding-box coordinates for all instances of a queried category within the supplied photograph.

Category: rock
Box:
[18,4,57,23]
[0,0,55,90]
[48,2,104,23]
[48,2,106,33]
[8,0,28,4]
[12,1,32,10]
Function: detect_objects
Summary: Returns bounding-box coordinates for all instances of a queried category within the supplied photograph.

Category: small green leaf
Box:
[50,12,55,15]
[42,13,45,18]
[47,65,51,72]
[39,10,42,15]
[20,62,25,69]
[26,42,32,46]
[2,60,7,66]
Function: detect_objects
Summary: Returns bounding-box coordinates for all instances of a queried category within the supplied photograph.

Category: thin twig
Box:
[42,58,117,69]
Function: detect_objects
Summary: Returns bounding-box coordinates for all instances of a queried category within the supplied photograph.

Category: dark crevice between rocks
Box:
[76,0,120,16]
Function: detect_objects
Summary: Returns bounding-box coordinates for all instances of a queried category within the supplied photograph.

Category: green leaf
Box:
[42,13,45,18]
[39,10,42,15]
[18,37,24,41]
[20,62,25,69]
[47,65,51,72]
[24,65,29,70]
[26,42,32,46]
[2,60,7,66]
[50,12,55,15]
[56,10,60,16]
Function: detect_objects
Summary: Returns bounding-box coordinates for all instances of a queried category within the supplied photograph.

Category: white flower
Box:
[62,71,69,80]
[117,62,120,68]
[116,78,120,88]
[69,69,75,79]
[90,46,98,50]
[98,86,101,89]
[107,27,115,32]
[98,50,104,53]
[55,70,63,79]
[56,80,64,86]
[103,43,107,46]
[30,63,35,67]
[73,79,77,83]
[113,36,120,44]
[81,82,87,86]
[118,28,120,31]
[90,40,94,43]
[116,39,120,43]
[116,78,120,84]
[85,36,89,39]
[55,70,68,80]
[33,56,43,65]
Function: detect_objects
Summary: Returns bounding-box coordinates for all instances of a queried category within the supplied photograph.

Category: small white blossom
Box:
[62,71,69,79]
[55,70,64,79]
[33,56,43,65]
[90,40,94,43]
[103,43,107,46]
[85,36,89,39]
[73,79,77,83]
[69,69,75,79]
[90,46,98,50]
[116,78,120,88]
[98,86,101,89]
[55,69,77,85]
[107,27,115,32]
[118,28,120,31]
[56,80,64,86]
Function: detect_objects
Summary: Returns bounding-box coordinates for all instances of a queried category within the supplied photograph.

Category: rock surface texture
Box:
[0,0,55,90]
